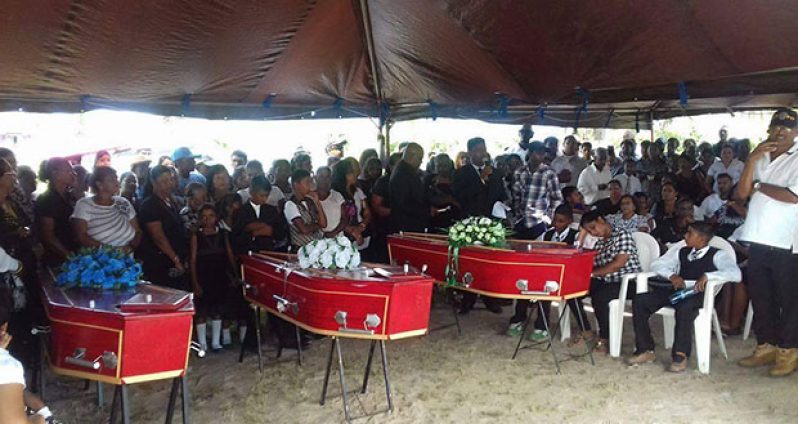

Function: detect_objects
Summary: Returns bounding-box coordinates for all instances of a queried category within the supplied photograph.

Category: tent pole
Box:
[649,110,655,142]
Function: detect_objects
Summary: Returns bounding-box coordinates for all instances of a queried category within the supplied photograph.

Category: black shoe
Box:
[485,303,503,314]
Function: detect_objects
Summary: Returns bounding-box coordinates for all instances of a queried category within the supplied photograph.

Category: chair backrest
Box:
[632,232,660,272]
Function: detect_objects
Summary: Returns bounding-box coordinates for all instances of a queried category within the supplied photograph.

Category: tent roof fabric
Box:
[1,0,797,127]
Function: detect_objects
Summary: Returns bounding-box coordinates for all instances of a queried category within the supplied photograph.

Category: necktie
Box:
[625,175,630,194]
[688,249,699,261]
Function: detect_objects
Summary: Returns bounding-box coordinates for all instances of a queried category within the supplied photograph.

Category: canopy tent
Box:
[1,0,798,129]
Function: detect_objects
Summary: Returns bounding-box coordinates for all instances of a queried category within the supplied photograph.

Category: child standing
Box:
[190,204,238,352]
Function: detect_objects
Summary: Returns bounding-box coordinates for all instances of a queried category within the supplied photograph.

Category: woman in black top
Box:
[35,157,78,266]
[137,165,188,290]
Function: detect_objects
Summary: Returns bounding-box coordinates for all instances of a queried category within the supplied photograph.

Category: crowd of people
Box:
[1,108,797,421]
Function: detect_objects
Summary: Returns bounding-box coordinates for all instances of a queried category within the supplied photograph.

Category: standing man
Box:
[512,141,564,240]
[389,143,429,233]
[453,137,506,314]
[737,108,798,377]
[543,137,559,165]
[577,147,612,206]
[453,137,506,218]
[550,135,588,185]
[172,147,206,195]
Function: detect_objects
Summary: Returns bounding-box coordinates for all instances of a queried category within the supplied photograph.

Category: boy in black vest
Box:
[507,205,589,341]
[627,222,741,372]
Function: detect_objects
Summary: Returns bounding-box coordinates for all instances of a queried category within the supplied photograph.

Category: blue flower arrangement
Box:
[55,247,142,290]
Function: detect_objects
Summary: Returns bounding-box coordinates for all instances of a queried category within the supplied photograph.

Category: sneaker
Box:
[738,343,778,368]
[506,322,524,337]
[529,329,549,342]
[769,348,798,377]
[626,350,656,366]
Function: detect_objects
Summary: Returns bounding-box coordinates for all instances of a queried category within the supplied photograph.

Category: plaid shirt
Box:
[592,228,641,283]
[512,163,563,229]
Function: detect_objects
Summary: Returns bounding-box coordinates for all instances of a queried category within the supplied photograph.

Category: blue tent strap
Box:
[604,108,615,128]
[379,101,390,128]
[428,100,438,121]
[497,94,509,118]
[574,88,589,130]
[181,94,192,115]
[677,81,688,107]
[537,105,546,120]
[80,95,91,112]
[262,93,276,109]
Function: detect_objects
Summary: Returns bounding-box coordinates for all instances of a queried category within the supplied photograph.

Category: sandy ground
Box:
[45,302,798,424]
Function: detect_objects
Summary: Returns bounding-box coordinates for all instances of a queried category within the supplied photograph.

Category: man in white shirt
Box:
[614,159,642,195]
[550,135,587,185]
[699,173,734,219]
[707,143,745,192]
[737,108,798,377]
[577,147,612,205]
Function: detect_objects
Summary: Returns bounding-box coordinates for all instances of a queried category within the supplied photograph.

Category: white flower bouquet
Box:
[297,235,361,271]
[447,216,509,248]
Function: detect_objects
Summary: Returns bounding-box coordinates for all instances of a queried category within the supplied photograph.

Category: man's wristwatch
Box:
[753,180,762,191]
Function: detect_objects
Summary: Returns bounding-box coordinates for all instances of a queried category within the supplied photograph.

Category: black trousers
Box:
[510,298,591,332]
[633,286,703,359]
[748,243,798,348]
[584,278,636,340]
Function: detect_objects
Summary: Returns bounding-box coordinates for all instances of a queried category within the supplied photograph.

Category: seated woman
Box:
[627,222,740,372]
[605,194,650,233]
[71,167,142,251]
[577,210,642,353]
[284,170,327,250]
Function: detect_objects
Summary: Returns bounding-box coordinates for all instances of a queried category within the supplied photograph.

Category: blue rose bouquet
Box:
[55,247,142,290]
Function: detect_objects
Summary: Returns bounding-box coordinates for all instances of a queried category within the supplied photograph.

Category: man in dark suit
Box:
[389,143,430,233]
[452,137,505,314]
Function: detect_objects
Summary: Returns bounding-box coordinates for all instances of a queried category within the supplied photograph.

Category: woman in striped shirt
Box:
[71,167,142,251]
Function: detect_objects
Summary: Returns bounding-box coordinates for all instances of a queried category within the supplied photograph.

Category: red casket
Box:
[241,252,434,340]
[42,281,194,385]
[388,233,596,300]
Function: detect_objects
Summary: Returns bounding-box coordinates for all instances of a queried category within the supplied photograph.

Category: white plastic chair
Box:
[743,300,754,340]
[556,232,658,344]
[607,232,660,357]
[638,237,739,374]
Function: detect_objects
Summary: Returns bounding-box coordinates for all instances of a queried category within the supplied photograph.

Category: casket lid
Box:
[43,281,192,314]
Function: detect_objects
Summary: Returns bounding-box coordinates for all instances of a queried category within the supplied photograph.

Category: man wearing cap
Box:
[172,147,206,195]
[737,108,798,377]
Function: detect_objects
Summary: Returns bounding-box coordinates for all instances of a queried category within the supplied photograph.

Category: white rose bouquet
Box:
[297,235,361,270]
[445,216,510,286]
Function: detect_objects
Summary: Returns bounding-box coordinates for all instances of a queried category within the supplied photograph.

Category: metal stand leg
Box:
[320,337,336,405]
[120,385,130,424]
[548,301,570,342]
[254,307,263,372]
[165,377,179,424]
[573,300,595,366]
[110,386,120,424]
[538,302,561,374]
[361,340,377,394]
[450,288,462,336]
[379,341,394,414]
[295,325,303,366]
[512,310,534,360]
[180,375,191,424]
[335,338,351,421]
[97,382,105,408]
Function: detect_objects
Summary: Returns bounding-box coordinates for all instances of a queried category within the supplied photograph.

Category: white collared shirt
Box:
[739,142,798,252]
[250,201,262,219]
[550,154,588,184]
[0,348,25,387]
[708,158,745,192]
[614,173,642,195]
[651,244,741,288]
[577,164,612,205]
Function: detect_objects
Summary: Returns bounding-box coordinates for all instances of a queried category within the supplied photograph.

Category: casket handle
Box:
[64,348,101,371]
[334,310,379,335]
[274,295,299,315]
